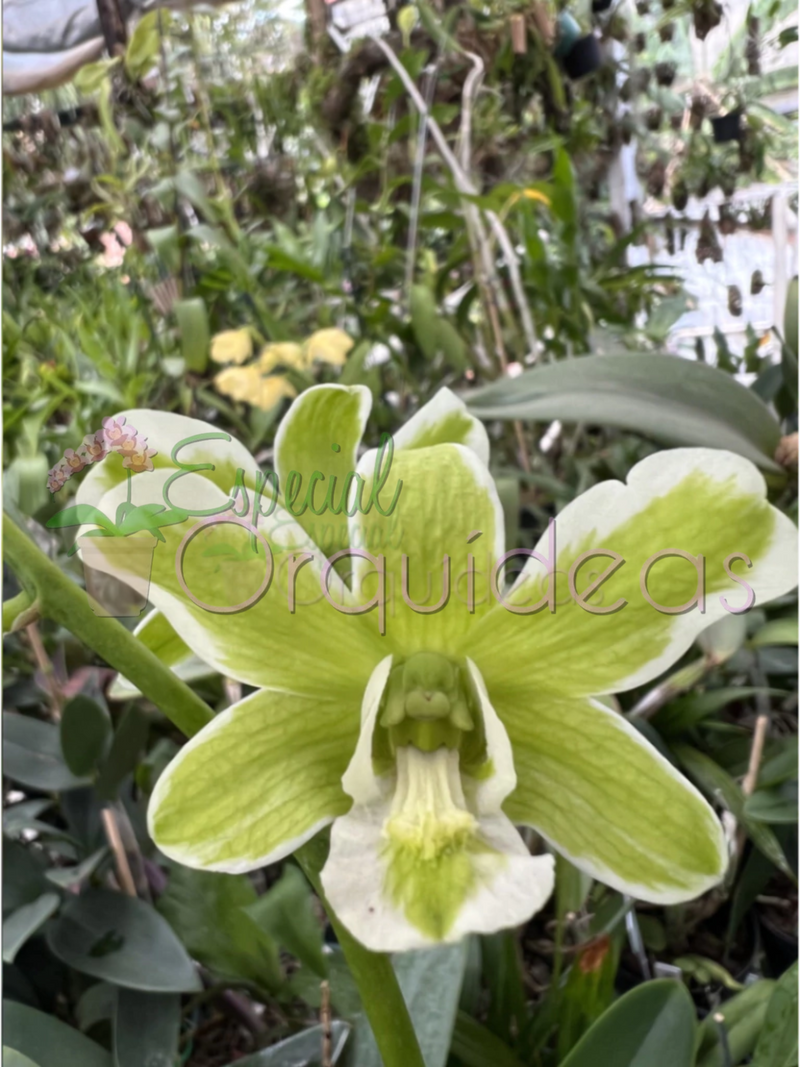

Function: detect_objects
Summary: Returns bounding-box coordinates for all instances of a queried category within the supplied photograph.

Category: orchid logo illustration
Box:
[75,386,797,951]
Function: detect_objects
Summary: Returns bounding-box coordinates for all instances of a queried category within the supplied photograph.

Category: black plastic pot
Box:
[563,34,603,79]
[592,0,614,11]
[711,109,743,143]
[760,913,798,976]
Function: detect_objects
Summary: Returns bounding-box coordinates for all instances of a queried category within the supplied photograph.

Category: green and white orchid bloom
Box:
[75,385,798,951]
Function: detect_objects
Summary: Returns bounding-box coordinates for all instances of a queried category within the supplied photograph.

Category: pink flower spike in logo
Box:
[115,435,143,460]
[102,415,138,450]
[63,448,87,476]
[81,430,108,463]
[122,439,158,474]
[47,462,69,493]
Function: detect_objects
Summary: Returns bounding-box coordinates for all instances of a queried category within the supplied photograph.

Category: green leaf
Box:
[2,894,60,963]
[124,10,164,79]
[2,800,52,834]
[228,1022,350,1066]
[465,354,782,470]
[3,841,49,916]
[758,744,798,788]
[449,1012,524,1067]
[559,980,696,1067]
[557,934,620,1059]
[45,847,109,890]
[244,865,327,978]
[75,983,117,1033]
[673,744,796,881]
[750,618,799,647]
[481,931,528,1047]
[114,989,180,1067]
[60,697,112,778]
[352,943,468,1067]
[174,297,210,374]
[696,979,777,1067]
[94,707,149,801]
[752,961,798,1067]
[286,946,360,1017]
[73,58,121,94]
[410,286,468,370]
[157,865,282,992]
[47,888,201,993]
[173,171,215,223]
[744,783,798,824]
[261,245,326,283]
[652,688,786,737]
[3,713,91,792]
[672,955,744,990]
[3,1049,42,1067]
[46,505,118,534]
[2,1002,111,1067]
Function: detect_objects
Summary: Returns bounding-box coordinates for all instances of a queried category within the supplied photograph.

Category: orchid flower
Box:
[121,439,158,474]
[62,448,87,475]
[80,431,109,463]
[76,387,797,951]
[211,328,354,412]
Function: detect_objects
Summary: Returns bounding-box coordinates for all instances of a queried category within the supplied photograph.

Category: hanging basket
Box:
[710,109,743,144]
[562,33,602,79]
[79,533,156,618]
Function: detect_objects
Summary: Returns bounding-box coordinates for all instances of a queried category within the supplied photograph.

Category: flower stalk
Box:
[296,836,426,1067]
[3,513,213,738]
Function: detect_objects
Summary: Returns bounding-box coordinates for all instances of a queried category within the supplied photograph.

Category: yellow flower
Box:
[253,375,297,411]
[214,365,297,412]
[304,328,354,367]
[213,365,262,402]
[210,329,253,365]
[213,327,353,412]
[258,342,305,373]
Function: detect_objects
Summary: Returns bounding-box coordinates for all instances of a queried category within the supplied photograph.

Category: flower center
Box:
[384,746,477,861]
[374,652,488,773]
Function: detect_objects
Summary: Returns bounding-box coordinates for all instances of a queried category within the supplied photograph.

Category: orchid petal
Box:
[350,442,504,655]
[149,686,358,872]
[76,410,261,510]
[322,659,554,951]
[83,468,383,697]
[108,611,216,701]
[464,448,798,697]
[274,384,372,557]
[500,689,728,903]
[392,387,490,466]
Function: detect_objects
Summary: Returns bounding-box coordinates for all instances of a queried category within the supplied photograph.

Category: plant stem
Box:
[3,514,213,738]
[2,588,34,632]
[296,838,426,1067]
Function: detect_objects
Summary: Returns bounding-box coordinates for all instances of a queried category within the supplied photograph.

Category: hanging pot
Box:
[592,0,614,12]
[553,11,582,57]
[711,108,743,143]
[562,33,603,79]
[79,533,156,618]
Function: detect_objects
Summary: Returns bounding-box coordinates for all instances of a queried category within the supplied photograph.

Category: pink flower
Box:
[80,431,108,463]
[102,416,137,450]
[114,432,153,461]
[63,448,86,475]
[122,443,158,474]
[47,460,69,493]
